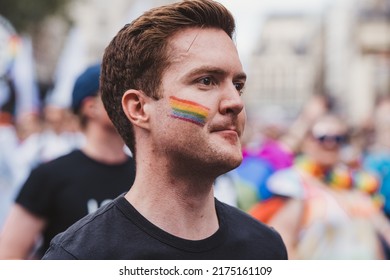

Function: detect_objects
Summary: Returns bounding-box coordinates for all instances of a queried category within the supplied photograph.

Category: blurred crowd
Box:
[0,99,84,228]
[1,17,390,260]
[215,93,390,259]
[1,68,390,259]
[0,62,136,259]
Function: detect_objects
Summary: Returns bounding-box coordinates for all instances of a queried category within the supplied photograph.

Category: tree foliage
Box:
[0,0,72,33]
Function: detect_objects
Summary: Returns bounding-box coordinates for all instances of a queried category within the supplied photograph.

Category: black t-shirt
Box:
[42,195,288,260]
[16,150,135,257]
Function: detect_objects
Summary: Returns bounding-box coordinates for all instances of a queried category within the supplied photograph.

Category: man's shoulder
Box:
[216,200,288,259]
[33,150,83,172]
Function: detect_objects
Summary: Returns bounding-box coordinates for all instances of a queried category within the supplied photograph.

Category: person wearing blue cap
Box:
[0,64,136,259]
[71,64,101,114]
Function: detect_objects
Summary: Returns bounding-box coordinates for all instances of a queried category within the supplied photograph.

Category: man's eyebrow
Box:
[186,66,247,80]
[235,72,247,81]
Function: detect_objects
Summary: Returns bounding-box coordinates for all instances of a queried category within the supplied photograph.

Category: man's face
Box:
[149,27,246,176]
[304,117,347,168]
[85,95,118,134]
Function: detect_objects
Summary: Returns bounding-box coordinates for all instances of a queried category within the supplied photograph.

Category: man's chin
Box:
[219,156,243,174]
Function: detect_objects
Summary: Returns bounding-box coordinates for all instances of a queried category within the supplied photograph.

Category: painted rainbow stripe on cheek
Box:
[169,96,210,126]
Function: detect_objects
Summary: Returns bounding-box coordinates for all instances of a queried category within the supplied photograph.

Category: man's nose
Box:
[219,84,244,115]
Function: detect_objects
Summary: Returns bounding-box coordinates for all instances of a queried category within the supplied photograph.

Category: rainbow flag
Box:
[169,96,209,126]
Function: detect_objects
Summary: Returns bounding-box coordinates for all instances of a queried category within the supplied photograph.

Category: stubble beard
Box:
[166,136,243,180]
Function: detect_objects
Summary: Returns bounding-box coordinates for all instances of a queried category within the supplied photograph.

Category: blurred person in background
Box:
[0,17,76,229]
[0,64,136,259]
[0,96,44,230]
[252,113,390,259]
[0,109,19,229]
[0,95,83,231]
[0,17,38,229]
[363,96,390,221]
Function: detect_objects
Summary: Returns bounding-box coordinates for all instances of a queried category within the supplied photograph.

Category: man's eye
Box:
[198,77,213,86]
[234,82,245,95]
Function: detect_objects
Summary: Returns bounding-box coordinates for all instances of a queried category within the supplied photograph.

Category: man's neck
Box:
[82,127,128,164]
[125,164,219,240]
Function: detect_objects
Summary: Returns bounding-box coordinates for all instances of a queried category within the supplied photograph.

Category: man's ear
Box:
[122,89,150,129]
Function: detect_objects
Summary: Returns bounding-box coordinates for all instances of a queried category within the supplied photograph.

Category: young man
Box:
[0,64,135,259]
[43,0,287,260]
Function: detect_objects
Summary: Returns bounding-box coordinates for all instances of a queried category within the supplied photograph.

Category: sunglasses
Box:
[314,134,347,145]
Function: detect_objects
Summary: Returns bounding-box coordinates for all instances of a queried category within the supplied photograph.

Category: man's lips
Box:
[211,127,241,143]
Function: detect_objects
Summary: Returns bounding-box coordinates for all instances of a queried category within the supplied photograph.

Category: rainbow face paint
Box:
[169,96,210,126]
